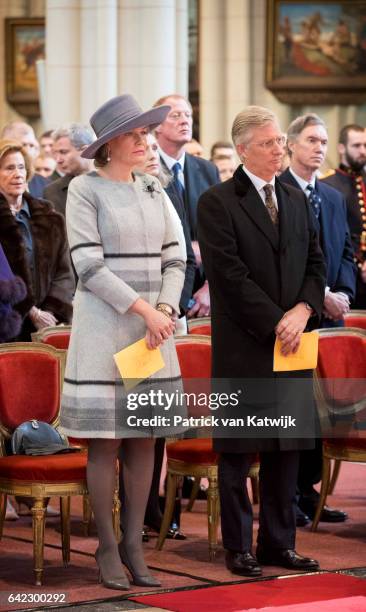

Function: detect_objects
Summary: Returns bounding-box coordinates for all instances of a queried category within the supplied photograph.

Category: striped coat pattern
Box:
[60,173,186,438]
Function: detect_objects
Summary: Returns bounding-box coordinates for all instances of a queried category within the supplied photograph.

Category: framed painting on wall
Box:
[266,0,366,104]
[5,17,45,117]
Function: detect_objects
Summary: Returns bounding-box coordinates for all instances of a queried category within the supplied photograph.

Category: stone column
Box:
[117,0,188,109]
[79,0,118,123]
[199,0,225,152]
[45,0,81,127]
[175,0,188,96]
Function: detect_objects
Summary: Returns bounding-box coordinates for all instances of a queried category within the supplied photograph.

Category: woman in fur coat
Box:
[0,242,26,342]
[0,139,74,340]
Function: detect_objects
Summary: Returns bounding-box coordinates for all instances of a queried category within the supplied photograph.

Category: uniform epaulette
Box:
[319,168,336,179]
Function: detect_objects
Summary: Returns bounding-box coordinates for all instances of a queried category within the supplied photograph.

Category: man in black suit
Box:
[280,113,356,526]
[43,124,94,216]
[197,105,326,577]
[154,94,220,318]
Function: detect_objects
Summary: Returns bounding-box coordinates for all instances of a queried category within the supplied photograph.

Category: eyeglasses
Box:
[167,111,193,121]
[251,136,286,150]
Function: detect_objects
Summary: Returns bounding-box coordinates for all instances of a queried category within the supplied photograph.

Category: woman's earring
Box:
[106,148,111,162]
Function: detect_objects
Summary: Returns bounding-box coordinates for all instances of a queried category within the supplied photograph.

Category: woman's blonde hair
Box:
[0,139,33,181]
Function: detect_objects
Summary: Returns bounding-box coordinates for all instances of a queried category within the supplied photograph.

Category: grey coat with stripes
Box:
[60,173,186,438]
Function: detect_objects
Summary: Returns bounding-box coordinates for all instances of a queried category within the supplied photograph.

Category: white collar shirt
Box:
[242,165,278,210]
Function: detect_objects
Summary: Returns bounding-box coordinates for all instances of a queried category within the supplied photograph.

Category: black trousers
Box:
[219,450,299,553]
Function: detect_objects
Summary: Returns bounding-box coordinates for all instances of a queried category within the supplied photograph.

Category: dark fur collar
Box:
[0,192,62,314]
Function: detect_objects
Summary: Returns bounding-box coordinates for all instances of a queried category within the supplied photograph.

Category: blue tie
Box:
[172,162,185,201]
[307,184,321,219]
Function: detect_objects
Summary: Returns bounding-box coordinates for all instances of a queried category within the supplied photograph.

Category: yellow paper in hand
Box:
[273,331,319,372]
[113,338,165,391]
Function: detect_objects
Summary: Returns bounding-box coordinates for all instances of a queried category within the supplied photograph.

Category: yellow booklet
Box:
[113,338,165,391]
[273,331,319,372]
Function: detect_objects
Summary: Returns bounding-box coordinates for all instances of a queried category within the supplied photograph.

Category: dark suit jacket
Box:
[43,174,74,216]
[163,154,220,240]
[163,184,196,311]
[28,173,49,199]
[197,166,326,453]
[280,168,356,301]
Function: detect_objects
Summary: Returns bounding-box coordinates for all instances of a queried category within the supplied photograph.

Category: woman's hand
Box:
[128,298,175,349]
[29,307,58,330]
[144,308,175,350]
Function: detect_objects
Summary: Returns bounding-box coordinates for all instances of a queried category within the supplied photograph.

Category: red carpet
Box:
[132,574,366,612]
[245,597,366,612]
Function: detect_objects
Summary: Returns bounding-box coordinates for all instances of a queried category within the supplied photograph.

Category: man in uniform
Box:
[321,124,366,308]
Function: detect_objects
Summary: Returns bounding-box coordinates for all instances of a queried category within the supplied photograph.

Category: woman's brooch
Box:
[143,180,161,199]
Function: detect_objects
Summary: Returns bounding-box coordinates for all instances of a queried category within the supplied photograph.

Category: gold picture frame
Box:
[5,17,45,118]
[266,0,366,104]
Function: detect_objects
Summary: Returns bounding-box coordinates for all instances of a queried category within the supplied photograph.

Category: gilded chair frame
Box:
[344,309,366,322]
[157,335,259,559]
[0,342,120,584]
[31,324,72,344]
[311,327,366,531]
[187,316,211,334]
[31,327,93,536]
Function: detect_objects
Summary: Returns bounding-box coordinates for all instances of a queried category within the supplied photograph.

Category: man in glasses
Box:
[197,105,325,577]
[280,113,355,527]
[154,94,220,319]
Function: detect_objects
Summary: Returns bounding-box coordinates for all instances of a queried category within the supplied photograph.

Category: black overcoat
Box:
[197,166,326,453]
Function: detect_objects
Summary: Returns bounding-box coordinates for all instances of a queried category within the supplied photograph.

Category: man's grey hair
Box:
[231,106,279,147]
[1,121,35,138]
[52,123,95,149]
[287,113,326,147]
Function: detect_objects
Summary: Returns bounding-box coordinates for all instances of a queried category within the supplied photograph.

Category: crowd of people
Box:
[0,94,365,588]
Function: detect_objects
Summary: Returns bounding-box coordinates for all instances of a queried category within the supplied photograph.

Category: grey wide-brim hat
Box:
[81,94,170,159]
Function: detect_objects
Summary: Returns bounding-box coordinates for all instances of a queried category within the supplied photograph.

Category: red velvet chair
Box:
[344,310,366,331]
[31,324,72,350]
[311,328,366,531]
[187,316,211,336]
[31,325,91,530]
[0,343,119,585]
[157,335,259,559]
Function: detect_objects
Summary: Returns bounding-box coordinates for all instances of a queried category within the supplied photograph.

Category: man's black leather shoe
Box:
[256,547,319,570]
[299,497,347,523]
[296,506,310,527]
[225,550,262,577]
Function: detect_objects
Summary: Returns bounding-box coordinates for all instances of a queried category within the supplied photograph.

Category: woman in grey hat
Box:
[60,95,186,590]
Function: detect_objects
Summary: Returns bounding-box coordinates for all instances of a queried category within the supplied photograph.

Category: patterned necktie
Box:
[172,162,185,201]
[307,184,321,219]
[263,184,278,225]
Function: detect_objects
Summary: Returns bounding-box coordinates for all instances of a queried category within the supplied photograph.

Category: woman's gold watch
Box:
[156,303,174,318]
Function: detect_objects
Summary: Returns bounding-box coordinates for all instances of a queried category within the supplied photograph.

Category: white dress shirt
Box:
[159,148,186,188]
[242,165,278,210]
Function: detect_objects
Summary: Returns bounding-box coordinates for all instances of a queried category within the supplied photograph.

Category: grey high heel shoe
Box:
[119,542,161,587]
[95,548,130,590]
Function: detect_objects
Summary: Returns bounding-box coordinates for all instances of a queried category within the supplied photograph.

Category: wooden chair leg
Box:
[185,477,201,512]
[311,454,331,532]
[328,459,341,494]
[82,495,92,536]
[112,489,121,542]
[32,498,46,586]
[250,476,259,504]
[207,475,220,560]
[156,471,178,551]
[0,494,6,539]
[60,496,71,566]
